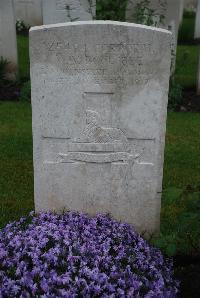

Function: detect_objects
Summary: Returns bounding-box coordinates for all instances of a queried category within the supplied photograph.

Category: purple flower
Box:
[0,211,179,297]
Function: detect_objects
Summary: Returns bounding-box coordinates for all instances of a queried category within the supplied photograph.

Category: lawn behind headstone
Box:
[0,102,33,228]
[175,44,200,89]
[17,35,30,81]
[0,101,199,228]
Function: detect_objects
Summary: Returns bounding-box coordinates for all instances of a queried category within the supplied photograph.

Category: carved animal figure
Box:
[79,110,128,144]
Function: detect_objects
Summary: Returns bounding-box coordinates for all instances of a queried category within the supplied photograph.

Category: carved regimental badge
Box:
[58,109,138,165]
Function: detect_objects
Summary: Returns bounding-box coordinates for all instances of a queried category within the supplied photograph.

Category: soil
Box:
[0,82,20,101]
[175,255,200,298]
[178,39,200,46]
[17,30,29,37]
[179,89,200,113]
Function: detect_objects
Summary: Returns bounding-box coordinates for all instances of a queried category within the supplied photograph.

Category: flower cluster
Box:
[16,19,29,34]
[0,212,179,297]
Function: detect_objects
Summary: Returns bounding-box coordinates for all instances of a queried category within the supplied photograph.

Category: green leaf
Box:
[153,237,167,248]
[166,243,177,256]
[162,187,184,205]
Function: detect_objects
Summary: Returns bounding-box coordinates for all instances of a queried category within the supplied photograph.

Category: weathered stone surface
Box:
[126,0,183,28]
[0,0,18,77]
[30,21,171,235]
[42,0,95,25]
[14,0,43,26]
[179,0,184,23]
[195,0,200,38]
[184,0,198,12]
[126,0,183,72]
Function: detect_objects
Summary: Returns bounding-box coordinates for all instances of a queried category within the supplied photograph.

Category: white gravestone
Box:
[42,0,95,25]
[126,0,183,72]
[14,0,43,26]
[179,0,184,23]
[184,0,198,12]
[30,21,171,235]
[0,0,18,77]
[195,0,200,38]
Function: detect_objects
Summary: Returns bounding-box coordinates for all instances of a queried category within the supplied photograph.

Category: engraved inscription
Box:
[59,152,132,163]
[47,42,155,57]
[42,137,155,165]
[41,41,156,86]
[45,42,156,68]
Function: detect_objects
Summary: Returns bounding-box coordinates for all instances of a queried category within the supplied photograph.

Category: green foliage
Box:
[133,0,165,26]
[16,19,29,35]
[0,102,33,228]
[163,112,200,189]
[20,81,31,102]
[168,79,183,110]
[178,11,196,44]
[174,45,200,89]
[154,234,177,256]
[183,10,196,18]
[96,0,128,21]
[0,57,9,87]
[162,187,183,205]
[153,187,200,256]
[17,35,30,82]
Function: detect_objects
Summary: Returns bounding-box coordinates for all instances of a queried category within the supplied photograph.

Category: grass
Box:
[175,45,200,89]
[163,112,200,188]
[175,12,200,90]
[0,102,199,228]
[178,11,196,44]
[17,34,30,80]
[0,102,33,228]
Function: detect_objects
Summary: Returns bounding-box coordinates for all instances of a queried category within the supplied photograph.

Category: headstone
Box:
[0,0,18,78]
[179,0,184,23]
[14,0,43,26]
[30,21,171,236]
[184,0,198,12]
[126,0,183,72]
[194,0,200,38]
[42,0,95,25]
